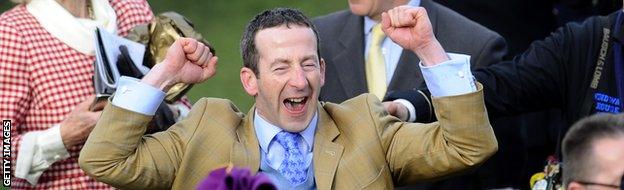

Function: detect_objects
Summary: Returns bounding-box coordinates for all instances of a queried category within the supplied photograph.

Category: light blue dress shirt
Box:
[421,53,476,97]
[254,111,317,189]
[111,76,165,115]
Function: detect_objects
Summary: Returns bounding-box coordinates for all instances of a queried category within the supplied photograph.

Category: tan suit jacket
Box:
[79,85,497,190]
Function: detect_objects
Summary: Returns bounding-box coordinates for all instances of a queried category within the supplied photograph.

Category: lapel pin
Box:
[325,150,335,156]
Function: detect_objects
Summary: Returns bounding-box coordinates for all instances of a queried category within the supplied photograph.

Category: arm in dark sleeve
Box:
[387,21,584,122]
[474,24,572,119]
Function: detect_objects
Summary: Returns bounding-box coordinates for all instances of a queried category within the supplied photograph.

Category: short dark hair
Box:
[562,113,624,185]
[240,8,321,76]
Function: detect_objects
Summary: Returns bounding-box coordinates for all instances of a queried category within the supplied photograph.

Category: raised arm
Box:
[384,12,592,123]
[376,6,497,184]
[78,38,218,189]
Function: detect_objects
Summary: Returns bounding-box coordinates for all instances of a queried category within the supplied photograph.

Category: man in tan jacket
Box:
[79,7,497,189]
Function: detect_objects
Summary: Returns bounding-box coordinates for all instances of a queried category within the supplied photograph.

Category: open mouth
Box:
[283,96,308,114]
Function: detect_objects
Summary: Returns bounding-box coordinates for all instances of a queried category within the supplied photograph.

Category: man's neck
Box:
[369,0,412,22]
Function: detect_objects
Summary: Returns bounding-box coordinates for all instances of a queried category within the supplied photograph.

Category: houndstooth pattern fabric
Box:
[275,131,308,185]
[0,0,154,189]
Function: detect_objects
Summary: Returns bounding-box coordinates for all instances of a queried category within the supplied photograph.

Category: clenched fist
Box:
[142,38,218,91]
[381,6,449,66]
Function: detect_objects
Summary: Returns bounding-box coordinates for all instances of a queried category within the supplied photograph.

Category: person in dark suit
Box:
[312,0,509,189]
[312,0,507,113]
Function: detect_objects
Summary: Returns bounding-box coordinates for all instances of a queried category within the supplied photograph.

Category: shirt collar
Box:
[254,110,318,154]
[364,0,421,35]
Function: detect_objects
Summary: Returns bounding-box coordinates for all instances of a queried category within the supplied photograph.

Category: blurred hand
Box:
[383,101,409,121]
[381,6,448,66]
[142,38,218,91]
[60,95,102,149]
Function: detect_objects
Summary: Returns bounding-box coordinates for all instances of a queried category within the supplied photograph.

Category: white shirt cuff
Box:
[15,124,70,185]
[112,76,165,115]
[420,53,476,97]
[393,99,416,122]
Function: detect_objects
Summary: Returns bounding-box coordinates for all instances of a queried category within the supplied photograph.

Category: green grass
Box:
[0,0,347,111]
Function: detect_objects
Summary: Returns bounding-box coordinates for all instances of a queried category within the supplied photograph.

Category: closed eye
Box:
[273,65,289,74]
[302,63,317,71]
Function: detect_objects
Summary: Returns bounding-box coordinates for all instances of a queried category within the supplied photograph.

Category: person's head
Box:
[348,0,409,21]
[239,8,325,132]
[563,113,624,190]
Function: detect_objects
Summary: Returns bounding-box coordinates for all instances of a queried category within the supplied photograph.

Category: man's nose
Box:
[288,67,308,89]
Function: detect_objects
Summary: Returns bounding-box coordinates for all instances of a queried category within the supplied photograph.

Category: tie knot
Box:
[275,131,301,151]
[371,24,386,45]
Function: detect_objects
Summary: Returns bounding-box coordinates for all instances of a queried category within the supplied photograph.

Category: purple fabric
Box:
[196,167,277,190]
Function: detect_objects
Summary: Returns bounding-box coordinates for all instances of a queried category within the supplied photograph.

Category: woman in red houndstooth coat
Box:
[0,0,189,189]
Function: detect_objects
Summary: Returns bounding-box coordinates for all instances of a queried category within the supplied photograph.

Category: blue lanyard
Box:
[612,11,624,112]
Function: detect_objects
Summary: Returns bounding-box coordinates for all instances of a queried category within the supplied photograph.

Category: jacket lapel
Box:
[421,0,440,35]
[331,13,368,97]
[387,50,422,91]
[313,103,344,189]
[231,106,261,173]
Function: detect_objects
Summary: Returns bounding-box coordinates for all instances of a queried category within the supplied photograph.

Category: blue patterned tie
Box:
[275,131,307,185]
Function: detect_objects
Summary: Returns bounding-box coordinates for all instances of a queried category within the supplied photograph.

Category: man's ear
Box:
[319,58,326,87]
[240,67,258,96]
[566,182,585,190]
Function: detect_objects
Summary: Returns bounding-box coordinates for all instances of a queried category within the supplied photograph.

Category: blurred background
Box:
[0,0,348,111]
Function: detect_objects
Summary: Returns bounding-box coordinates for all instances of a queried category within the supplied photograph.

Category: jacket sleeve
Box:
[389,19,585,122]
[79,98,209,189]
[376,84,498,185]
[473,21,576,119]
